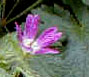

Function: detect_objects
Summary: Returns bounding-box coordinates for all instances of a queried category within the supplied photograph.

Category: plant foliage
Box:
[0,0,89,77]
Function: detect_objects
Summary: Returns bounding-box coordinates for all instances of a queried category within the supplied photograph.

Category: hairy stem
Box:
[6,0,20,20]
[6,0,42,25]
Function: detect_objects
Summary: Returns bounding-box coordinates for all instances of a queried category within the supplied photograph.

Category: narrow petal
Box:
[15,22,23,42]
[37,26,58,39]
[37,26,62,47]
[24,14,40,39]
[33,48,60,55]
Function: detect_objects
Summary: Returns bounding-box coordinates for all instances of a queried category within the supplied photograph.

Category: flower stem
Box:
[1,0,6,18]
[6,0,42,25]
[6,0,20,20]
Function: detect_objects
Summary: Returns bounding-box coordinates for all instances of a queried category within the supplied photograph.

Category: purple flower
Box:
[15,14,62,55]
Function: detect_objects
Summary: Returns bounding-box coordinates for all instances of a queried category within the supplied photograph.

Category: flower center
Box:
[31,41,40,54]
[22,38,33,47]
[22,38,40,54]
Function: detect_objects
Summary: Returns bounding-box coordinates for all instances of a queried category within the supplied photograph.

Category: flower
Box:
[15,14,62,55]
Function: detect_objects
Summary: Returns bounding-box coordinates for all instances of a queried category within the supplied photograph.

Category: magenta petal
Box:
[24,14,40,39]
[15,22,23,42]
[37,26,62,47]
[37,26,58,39]
[34,48,60,55]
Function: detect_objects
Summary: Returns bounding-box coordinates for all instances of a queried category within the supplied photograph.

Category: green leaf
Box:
[82,0,89,5]
[30,3,89,77]
[0,68,12,77]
